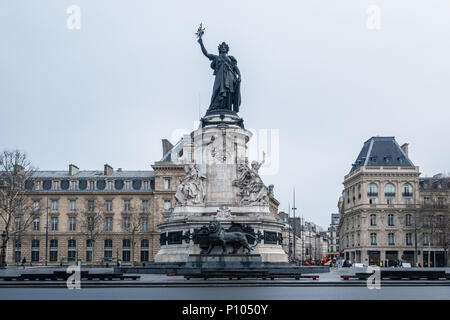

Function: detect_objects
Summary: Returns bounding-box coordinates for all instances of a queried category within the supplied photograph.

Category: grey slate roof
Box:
[419,177,450,190]
[32,170,154,179]
[350,136,414,173]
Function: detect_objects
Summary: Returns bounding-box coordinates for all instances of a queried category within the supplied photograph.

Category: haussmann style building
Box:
[338,136,450,267]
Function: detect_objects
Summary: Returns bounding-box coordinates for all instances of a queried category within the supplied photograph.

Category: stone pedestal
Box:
[155,111,288,264]
[186,254,263,269]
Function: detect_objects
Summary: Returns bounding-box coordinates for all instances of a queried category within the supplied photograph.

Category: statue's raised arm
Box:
[196,23,215,60]
[198,38,216,61]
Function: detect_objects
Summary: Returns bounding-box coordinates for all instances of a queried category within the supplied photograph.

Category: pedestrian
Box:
[21,257,26,269]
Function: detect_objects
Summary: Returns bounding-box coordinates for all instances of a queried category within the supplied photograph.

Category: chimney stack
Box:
[104,164,113,175]
[401,143,409,157]
[162,139,174,156]
[69,164,79,176]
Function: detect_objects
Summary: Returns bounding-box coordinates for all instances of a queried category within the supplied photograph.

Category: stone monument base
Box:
[186,254,263,269]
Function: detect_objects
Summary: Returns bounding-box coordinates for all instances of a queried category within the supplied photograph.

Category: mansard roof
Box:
[350,136,414,173]
[420,176,450,190]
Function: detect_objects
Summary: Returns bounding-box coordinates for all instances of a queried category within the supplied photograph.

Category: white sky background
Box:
[1,0,449,228]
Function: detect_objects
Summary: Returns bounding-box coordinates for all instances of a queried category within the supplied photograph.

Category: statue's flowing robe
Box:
[207,54,241,112]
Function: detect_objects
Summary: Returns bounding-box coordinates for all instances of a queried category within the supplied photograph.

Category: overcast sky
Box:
[1,1,449,228]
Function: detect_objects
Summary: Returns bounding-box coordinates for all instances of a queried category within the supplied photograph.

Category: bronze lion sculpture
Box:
[205,221,255,254]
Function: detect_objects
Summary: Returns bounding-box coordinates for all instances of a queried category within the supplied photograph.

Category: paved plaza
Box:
[0,267,450,299]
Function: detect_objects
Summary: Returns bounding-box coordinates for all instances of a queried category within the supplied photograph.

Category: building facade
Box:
[328,213,340,254]
[277,212,329,263]
[338,137,421,266]
[417,174,450,267]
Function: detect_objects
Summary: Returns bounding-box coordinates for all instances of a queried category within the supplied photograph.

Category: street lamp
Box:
[1,230,7,268]
[413,185,419,267]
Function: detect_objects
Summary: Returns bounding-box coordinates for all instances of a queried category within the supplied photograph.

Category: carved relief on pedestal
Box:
[214,205,234,220]
[174,164,206,206]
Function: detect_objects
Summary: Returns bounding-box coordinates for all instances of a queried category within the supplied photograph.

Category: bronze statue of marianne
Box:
[196,24,241,114]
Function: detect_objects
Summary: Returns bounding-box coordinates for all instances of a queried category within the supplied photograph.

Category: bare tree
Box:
[78,199,105,266]
[0,150,40,265]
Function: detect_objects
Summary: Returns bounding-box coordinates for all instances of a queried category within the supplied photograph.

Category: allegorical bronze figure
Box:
[196,24,241,113]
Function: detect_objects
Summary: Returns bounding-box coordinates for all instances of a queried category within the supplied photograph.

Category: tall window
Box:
[31,239,40,262]
[106,200,112,212]
[125,181,131,190]
[388,214,394,226]
[124,200,131,211]
[14,242,21,263]
[14,217,21,231]
[87,216,94,231]
[402,183,413,197]
[71,181,77,190]
[141,217,148,231]
[104,239,113,258]
[69,217,76,231]
[123,216,130,231]
[143,181,149,190]
[50,239,58,262]
[388,233,395,245]
[70,200,76,211]
[35,181,41,191]
[53,181,59,190]
[367,183,378,197]
[122,239,131,262]
[108,181,113,190]
[164,178,171,190]
[370,233,377,245]
[406,233,412,245]
[423,233,432,246]
[86,239,93,262]
[405,214,412,226]
[68,239,76,261]
[384,183,395,197]
[89,181,95,190]
[370,214,376,226]
[88,200,95,212]
[142,200,149,212]
[33,218,40,231]
[141,239,149,262]
[51,200,58,211]
[51,217,58,231]
[105,217,113,231]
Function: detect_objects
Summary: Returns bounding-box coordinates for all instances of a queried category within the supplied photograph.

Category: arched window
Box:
[384,183,395,197]
[367,183,378,197]
[402,183,413,197]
